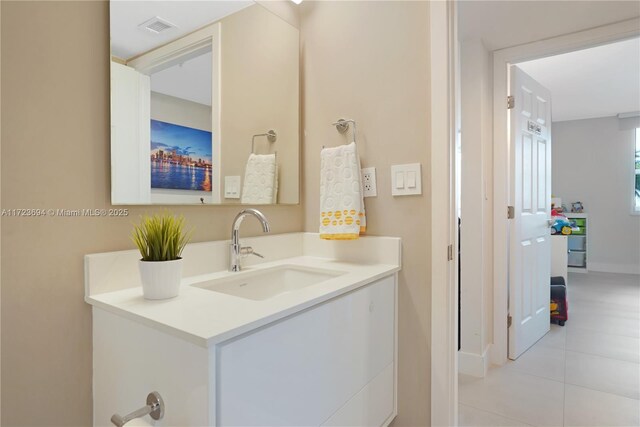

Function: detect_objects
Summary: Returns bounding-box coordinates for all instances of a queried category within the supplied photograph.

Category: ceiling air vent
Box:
[138,16,177,35]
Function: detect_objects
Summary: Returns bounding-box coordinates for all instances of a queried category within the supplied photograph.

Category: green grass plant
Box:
[132,212,193,261]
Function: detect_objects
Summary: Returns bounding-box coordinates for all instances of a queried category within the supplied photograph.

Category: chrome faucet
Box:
[229,209,271,272]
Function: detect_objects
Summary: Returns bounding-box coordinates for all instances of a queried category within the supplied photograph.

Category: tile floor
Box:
[459,272,640,427]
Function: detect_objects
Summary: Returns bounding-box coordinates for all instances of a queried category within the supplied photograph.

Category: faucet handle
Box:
[239,246,265,259]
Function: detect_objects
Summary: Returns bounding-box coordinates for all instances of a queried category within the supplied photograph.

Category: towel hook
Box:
[323,119,357,150]
[251,130,277,154]
[332,119,356,142]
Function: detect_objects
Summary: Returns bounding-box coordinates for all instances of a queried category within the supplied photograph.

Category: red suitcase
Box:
[550,276,568,326]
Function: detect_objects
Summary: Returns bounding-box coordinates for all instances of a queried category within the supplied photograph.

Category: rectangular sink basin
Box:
[192,265,346,301]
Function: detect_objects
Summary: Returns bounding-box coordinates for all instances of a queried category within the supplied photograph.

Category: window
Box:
[635,128,640,213]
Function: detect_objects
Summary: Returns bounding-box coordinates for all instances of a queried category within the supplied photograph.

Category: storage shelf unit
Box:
[566,213,588,273]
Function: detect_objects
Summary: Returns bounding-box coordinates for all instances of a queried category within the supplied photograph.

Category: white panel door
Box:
[508,66,552,360]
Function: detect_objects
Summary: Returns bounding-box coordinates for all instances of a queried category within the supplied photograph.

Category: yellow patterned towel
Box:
[319,142,366,240]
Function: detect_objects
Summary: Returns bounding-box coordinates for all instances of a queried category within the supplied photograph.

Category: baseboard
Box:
[489,341,507,366]
[483,344,492,374]
[458,345,491,377]
[588,263,640,275]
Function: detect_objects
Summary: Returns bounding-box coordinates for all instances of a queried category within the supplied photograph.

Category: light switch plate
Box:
[224,176,241,199]
[361,167,377,197]
[391,163,422,196]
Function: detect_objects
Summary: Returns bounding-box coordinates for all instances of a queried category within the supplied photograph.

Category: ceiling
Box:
[110,0,253,60]
[459,1,640,51]
[151,50,212,106]
[517,37,640,122]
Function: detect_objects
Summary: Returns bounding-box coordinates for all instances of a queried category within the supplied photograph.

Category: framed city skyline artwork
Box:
[150,119,213,192]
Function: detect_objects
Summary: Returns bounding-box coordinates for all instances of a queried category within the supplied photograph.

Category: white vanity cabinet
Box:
[93,274,397,427]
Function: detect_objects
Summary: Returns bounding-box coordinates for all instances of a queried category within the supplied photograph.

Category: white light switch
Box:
[391,163,422,196]
[407,171,416,188]
[224,176,241,199]
[395,172,405,189]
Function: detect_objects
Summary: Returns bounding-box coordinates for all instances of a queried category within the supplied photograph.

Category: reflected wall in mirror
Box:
[110,1,300,205]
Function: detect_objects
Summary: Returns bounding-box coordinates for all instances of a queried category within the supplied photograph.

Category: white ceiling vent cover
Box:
[138,16,177,34]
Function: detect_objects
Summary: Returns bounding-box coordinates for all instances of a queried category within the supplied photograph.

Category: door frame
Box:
[491,17,640,365]
[429,1,459,426]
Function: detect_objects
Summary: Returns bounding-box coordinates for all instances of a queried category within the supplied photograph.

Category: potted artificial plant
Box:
[132,212,193,300]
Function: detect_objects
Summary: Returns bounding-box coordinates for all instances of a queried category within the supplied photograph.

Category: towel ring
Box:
[323,119,357,150]
[251,130,277,154]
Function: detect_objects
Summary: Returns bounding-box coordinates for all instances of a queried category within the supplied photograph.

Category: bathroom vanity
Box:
[85,233,400,426]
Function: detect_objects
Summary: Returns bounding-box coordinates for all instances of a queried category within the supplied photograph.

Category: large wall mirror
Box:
[110,1,299,205]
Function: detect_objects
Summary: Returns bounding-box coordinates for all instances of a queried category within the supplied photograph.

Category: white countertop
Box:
[86,255,400,347]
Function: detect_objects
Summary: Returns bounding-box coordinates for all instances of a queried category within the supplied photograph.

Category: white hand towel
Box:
[241,153,278,204]
[319,142,366,240]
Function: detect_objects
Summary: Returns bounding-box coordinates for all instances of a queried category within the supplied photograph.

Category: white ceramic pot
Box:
[138,258,183,300]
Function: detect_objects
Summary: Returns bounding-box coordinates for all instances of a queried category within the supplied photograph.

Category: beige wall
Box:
[300,2,431,425]
[150,92,212,132]
[0,2,303,425]
[220,4,300,204]
[257,0,300,29]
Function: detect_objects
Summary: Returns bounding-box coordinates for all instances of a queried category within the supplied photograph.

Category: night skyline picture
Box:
[150,119,213,192]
